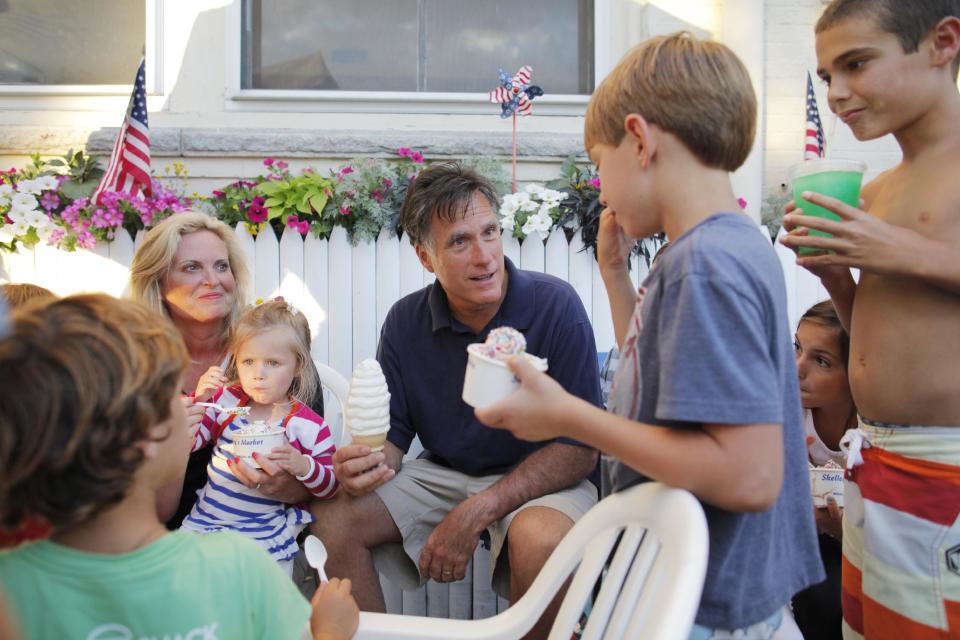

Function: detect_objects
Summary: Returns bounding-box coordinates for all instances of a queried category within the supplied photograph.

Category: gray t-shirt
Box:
[605,213,823,629]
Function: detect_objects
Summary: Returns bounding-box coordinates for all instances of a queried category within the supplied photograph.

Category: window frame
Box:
[0,0,164,97]
[225,0,607,115]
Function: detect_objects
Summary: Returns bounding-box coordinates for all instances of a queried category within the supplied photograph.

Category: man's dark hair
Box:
[817,0,960,78]
[399,162,500,248]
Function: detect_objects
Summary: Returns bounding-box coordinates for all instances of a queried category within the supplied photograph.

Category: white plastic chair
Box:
[313,359,349,446]
[353,482,709,640]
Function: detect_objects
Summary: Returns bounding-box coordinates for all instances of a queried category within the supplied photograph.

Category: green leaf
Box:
[267,206,284,221]
[295,199,311,214]
[309,193,328,213]
[257,181,287,195]
[59,180,96,200]
[263,197,283,209]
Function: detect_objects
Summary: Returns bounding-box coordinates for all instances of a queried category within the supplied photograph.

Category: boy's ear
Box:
[928,16,960,70]
[623,114,657,168]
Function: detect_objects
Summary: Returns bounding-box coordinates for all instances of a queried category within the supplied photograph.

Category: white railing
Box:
[0,224,825,380]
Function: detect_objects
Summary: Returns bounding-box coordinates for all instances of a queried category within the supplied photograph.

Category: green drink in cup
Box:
[788,159,866,254]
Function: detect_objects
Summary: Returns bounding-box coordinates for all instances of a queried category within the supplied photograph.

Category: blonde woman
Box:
[130,212,313,526]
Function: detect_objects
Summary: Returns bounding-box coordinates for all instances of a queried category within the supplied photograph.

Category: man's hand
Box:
[597,208,636,276]
[310,577,359,640]
[814,496,843,540]
[475,355,574,442]
[780,191,917,276]
[228,453,311,503]
[418,494,494,583]
[332,444,397,497]
[194,366,227,402]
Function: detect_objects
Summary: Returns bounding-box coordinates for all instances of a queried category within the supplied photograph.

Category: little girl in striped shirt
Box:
[181,299,338,575]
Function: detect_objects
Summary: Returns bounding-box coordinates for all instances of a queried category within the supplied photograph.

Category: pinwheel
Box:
[488,65,543,118]
[487,65,544,191]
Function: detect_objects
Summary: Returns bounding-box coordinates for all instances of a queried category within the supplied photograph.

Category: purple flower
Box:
[410,152,424,164]
[47,228,65,245]
[76,230,96,249]
[40,192,60,211]
[212,190,225,198]
[587,177,601,189]
[248,204,268,223]
[263,158,274,167]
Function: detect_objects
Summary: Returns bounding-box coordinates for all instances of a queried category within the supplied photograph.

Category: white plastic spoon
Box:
[194,402,251,417]
[304,534,329,582]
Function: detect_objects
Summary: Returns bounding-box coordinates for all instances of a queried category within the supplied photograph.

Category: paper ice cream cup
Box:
[232,428,286,469]
[350,431,388,452]
[809,467,845,508]
[462,344,548,409]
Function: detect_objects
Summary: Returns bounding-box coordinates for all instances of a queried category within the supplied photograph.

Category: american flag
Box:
[804,71,826,160]
[92,58,151,204]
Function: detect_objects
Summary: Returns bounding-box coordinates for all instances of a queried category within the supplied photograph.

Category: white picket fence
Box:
[0,223,826,619]
[0,223,824,378]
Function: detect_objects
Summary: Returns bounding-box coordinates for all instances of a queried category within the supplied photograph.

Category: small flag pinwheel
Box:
[488,65,543,118]
[488,65,543,191]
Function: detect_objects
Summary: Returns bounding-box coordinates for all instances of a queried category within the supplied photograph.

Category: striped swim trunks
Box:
[840,418,960,639]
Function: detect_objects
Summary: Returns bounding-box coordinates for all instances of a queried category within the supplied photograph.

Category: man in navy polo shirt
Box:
[311,163,601,637]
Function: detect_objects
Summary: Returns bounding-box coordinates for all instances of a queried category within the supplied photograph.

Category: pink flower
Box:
[337,166,354,179]
[297,220,310,234]
[410,152,424,164]
[397,147,412,158]
[47,228,65,245]
[372,189,384,204]
[40,192,60,210]
[212,190,225,198]
[276,161,289,170]
[588,176,601,189]
[339,206,351,216]
[382,178,393,189]
[286,214,300,227]
[263,158,274,167]
[737,197,748,210]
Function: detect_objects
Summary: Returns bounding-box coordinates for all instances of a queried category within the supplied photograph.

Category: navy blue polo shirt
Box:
[377,258,602,476]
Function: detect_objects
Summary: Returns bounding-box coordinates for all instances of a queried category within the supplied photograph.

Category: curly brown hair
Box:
[0,294,188,530]
[0,283,55,308]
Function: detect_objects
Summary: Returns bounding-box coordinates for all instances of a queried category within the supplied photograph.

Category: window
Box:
[241,0,594,95]
[0,0,145,85]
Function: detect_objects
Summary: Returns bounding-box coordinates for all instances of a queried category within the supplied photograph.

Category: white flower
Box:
[542,188,565,204]
[25,209,49,228]
[16,179,42,195]
[11,220,31,236]
[500,194,520,216]
[500,213,515,232]
[6,207,27,223]
[538,202,557,219]
[524,183,546,197]
[34,224,53,240]
[0,183,12,207]
[35,175,59,192]
[522,211,553,239]
[519,198,538,213]
[11,192,38,211]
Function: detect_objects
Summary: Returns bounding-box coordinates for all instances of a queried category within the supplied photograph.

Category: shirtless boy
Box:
[781,2,960,638]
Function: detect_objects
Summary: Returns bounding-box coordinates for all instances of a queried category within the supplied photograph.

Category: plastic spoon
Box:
[194,402,251,417]
[304,535,329,582]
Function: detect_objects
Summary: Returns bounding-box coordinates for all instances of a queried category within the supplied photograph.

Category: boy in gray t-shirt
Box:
[476,32,823,637]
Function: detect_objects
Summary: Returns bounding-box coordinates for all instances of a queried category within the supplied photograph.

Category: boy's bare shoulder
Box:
[866,151,960,237]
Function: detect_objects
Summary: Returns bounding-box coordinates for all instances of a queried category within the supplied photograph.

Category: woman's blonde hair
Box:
[129,211,251,337]
[227,299,318,406]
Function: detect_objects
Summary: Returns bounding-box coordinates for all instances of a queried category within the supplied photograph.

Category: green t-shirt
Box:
[0,530,310,640]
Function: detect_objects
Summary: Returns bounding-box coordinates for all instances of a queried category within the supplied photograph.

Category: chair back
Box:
[354,482,709,640]
[313,359,349,446]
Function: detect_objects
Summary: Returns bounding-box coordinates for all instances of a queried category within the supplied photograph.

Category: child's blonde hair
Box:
[0,294,187,530]
[585,31,757,172]
[227,299,318,406]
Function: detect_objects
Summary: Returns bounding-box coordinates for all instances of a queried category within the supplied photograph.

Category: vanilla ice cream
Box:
[347,359,391,451]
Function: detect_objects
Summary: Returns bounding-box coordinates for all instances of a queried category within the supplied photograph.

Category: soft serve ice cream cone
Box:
[347,359,391,451]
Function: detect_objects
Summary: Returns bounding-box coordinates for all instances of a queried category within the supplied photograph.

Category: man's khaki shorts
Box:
[373,457,597,599]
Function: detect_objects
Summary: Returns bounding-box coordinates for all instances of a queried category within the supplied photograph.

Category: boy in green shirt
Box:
[0,294,358,640]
